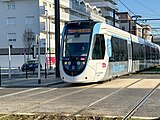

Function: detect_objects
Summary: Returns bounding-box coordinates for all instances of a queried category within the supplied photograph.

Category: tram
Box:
[60,20,160,83]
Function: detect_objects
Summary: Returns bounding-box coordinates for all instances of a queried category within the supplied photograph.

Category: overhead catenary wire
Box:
[134,0,160,35]
[118,0,136,16]
[118,0,160,36]
[135,0,160,16]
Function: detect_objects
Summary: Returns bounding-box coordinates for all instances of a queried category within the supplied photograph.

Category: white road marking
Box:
[0,88,41,99]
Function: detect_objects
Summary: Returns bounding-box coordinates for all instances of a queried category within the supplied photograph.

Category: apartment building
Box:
[0,0,40,68]
[0,0,105,69]
[117,12,142,37]
[84,0,119,26]
[117,12,152,41]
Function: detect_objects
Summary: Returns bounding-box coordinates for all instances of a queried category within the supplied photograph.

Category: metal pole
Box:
[37,35,41,84]
[45,63,47,79]
[26,64,28,79]
[142,28,144,39]
[55,0,60,77]
[129,20,131,33]
[46,10,49,75]
[49,17,51,69]
[113,9,116,27]
[8,45,11,79]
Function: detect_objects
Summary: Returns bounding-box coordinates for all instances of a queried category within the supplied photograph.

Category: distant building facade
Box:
[117,12,152,41]
[142,25,152,41]
[84,0,119,26]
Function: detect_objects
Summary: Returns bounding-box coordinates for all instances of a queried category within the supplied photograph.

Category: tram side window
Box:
[156,48,159,60]
[109,36,128,62]
[92,34,105,59]
[146,46,151,60]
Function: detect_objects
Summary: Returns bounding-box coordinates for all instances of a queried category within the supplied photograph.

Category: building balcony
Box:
[89,1,117,10]
[40,22,66,34]
[40,22,46,32]
[60,11,88,21]
[60,0,70,8]
[39,6,54,18]
[89,12,105,23]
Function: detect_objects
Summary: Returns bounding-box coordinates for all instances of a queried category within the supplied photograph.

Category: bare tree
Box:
[22,28,35,60]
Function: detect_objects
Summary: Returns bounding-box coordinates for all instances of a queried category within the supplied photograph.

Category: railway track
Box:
[68,78,146,118]
[122,83,160,120]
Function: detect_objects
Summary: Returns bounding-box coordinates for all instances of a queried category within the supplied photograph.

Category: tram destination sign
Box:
[68,29,91,34]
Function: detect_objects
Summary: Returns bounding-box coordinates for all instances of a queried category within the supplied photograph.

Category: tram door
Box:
[128,40,132,73]
[92,34,106,80]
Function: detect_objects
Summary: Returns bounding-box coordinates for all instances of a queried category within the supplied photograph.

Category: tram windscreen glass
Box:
[63,29,91,57]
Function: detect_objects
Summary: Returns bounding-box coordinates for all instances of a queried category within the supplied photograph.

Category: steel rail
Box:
[68,78,146,118]
[122,83,160,120]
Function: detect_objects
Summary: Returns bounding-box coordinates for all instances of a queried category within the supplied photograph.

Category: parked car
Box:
[21,60,42,72]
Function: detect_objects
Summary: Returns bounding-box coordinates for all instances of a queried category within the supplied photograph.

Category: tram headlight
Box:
[68,61,71,65]
[64,61,67,65]
[77,61,81,66]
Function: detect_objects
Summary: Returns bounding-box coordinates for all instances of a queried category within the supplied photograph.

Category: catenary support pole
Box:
[37,35,41,84]
[113,9,116,27]
[54,0,60,77]
[8,45,11,79]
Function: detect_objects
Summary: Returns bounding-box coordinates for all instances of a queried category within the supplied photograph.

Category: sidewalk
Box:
[0,72,64,87]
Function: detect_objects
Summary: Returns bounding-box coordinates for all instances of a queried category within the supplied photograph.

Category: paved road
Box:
[0,72,160,119]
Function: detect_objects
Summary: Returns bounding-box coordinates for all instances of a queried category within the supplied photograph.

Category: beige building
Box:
[117,12,152,41]
[142,25,152,41]
[84,0,119,26]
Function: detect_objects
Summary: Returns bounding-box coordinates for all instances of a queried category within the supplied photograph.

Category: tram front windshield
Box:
[63,30,91,58]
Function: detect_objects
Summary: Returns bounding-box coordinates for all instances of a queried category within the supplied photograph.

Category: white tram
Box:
[60,20,160,83]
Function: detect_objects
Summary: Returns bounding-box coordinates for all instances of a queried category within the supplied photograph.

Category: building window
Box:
[43,2,47,6]
[49,4,52,8]
[26,16,34,24]
[7,1,15,10]
[122,26,125,30]
[8,33,16,42]
[7,17,16,25]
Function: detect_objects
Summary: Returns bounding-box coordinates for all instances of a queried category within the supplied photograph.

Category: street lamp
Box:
[131,15,142,20]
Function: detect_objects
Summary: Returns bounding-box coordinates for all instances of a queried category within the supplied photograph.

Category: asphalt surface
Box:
[0,68,160,119]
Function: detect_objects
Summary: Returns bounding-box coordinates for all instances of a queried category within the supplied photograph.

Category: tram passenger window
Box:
[146,46,151,60]
[109,36,128,62]
[132,43,144,60]
[92,34,105,59]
